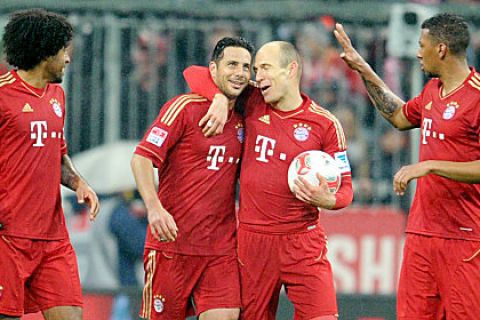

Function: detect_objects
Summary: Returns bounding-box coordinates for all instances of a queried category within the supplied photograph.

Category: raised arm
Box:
[61,154,99,220]
[334,23,414,130]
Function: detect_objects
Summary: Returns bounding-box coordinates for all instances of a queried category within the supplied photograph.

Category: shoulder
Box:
[159,93,208,125]
[0,71,17,92]
[306,99,341,126]
[465,71,480,97]
[163,93,208,109]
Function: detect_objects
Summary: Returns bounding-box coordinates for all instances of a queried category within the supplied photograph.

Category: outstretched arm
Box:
[61,154,100,221]
[394,160,480,195]
[334,23,414,130]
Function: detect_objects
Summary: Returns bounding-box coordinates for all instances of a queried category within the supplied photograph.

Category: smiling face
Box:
[417,29,440,78]
[253,43,296,107]
[210,46,252,100]
[44,46,71,83]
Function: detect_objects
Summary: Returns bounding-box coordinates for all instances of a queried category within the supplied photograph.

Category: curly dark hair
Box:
[210,37,255,63]
[3,8,73,70]
[421,13,470,57]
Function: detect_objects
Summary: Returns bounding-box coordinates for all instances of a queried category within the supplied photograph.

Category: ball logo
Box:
[288,150,342,194]
[326,176,340,192]
[295,153,312,175]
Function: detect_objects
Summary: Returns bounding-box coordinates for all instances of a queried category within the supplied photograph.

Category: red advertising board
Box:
[321,206,407,294]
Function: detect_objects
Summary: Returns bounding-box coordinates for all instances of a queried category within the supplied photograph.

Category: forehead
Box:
[220,46,251,63]
[254,45,281,67]
[419,29,434,44]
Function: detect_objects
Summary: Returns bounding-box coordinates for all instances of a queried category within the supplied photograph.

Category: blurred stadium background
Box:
[3,0,480,319]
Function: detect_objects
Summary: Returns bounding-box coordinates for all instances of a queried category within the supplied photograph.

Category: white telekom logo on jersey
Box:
[30,121,64,147]
[207,145,226,170]
[206,145,240,171]
[255,135,276,162]
[422,117,445,145]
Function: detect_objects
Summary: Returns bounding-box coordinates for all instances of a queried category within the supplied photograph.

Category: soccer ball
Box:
[288,150,341,193]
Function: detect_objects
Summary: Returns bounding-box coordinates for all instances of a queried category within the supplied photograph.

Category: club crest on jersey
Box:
[293,123,311,142]
[50,99,62,117]
[153,295,165,313]
[443,102,459,120]
[235,122,244,143]
[147,127,168,147]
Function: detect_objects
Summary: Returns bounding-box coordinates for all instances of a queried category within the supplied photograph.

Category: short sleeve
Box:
[134,94,201,167]
[402,90,426,128]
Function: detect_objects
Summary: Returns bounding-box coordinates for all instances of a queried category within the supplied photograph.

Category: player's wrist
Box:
[213,93,228,104]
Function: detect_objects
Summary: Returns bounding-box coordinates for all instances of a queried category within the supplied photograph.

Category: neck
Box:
[272,87,303,112]
[439,58,470,95]
[228,99,236,110]
[17,67,48,89]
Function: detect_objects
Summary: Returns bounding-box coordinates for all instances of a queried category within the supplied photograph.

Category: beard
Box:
[424,70,439,78]
[50,76,63,84]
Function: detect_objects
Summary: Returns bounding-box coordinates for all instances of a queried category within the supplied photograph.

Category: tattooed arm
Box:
[334,23,414,130]
[62,154,100,220]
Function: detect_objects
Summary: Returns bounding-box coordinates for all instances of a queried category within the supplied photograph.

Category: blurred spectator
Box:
[295,22,364,114]
[375,127,409,205]
[109,190,148,320]
[122,29,170,139]
[133,29,169,92]
[109,190,147,286]
[333,106,374,204]
[205,25,238,55]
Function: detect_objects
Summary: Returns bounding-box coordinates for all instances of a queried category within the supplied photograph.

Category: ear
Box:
[438,43,448,59]
[209,61,217,79]
[287,61,299,79]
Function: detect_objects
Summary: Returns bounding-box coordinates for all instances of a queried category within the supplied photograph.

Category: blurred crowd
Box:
[3,8,480,211]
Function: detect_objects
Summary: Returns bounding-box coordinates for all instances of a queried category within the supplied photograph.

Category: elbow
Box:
[131,154,142,174]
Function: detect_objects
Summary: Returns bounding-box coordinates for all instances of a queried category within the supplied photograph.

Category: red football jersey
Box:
[239,90,351,233]
[135,93,243,255]
[0,71,68,240]
[183,66,353,234]
[403,69,480,240]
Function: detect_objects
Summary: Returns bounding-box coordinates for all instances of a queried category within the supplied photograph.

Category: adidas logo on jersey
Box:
[22,103,34,113]
[258,114,270,124]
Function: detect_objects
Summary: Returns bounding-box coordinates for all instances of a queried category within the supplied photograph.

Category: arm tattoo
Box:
[61,155,81,191]
[363,79,401,118]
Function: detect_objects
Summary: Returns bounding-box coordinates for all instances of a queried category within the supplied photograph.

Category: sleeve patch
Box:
[146,127,168,147]
[335,151,351,174]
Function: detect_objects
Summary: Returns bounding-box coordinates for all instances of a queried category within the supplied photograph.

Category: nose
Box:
[234,65,247,78]
[65,52,71,64]
[416,49,422,60]
[255,69,264,82]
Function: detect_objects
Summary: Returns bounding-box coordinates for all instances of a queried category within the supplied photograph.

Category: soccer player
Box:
[131,37,254,320]
[0,9,100,320]
[334,13,480,319]
[184,41,354,320]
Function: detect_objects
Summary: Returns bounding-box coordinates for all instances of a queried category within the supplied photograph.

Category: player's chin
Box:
[51,74,64,84]
[227,87,245,97]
